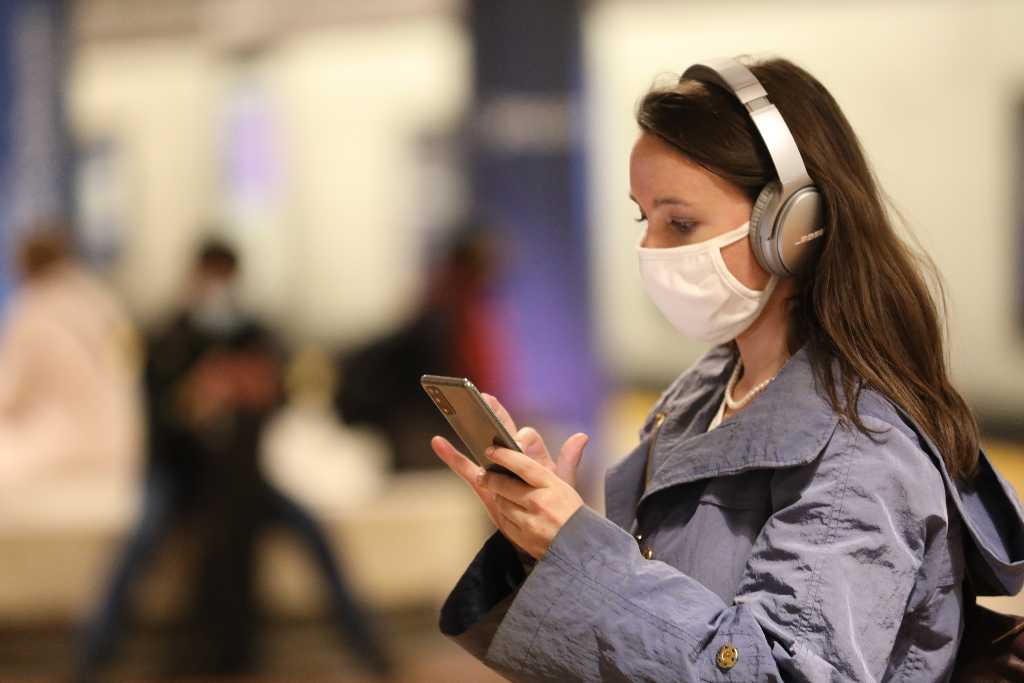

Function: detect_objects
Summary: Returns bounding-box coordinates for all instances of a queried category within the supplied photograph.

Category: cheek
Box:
[720,238,771,291]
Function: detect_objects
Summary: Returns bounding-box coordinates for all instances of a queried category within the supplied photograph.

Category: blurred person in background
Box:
[0,223,141,494]
[336,223,507,471]
[431,57,1024,681]
[79,237,393,680]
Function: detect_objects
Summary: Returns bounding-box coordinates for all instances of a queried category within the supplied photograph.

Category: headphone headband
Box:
[682,59,812,195]
[680,57,824,277]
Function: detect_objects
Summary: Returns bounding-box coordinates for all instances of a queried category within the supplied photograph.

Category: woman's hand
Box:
[430,435,517,543]
[430,393,588,560]
[478,446,586,560]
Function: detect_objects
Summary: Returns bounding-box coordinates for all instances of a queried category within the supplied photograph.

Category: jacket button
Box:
[634,533,644,544]
[715,644,738,670]
[642,547,654,560]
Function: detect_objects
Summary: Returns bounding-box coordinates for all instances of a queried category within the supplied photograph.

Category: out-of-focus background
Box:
[0,0,1022,680]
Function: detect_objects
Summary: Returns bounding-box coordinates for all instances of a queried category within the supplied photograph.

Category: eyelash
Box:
[635,214,696,234]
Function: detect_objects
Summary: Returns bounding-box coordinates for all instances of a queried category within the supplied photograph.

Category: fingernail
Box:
[485,446,495,456]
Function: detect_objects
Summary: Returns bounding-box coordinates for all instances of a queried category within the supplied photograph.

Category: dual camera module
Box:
[427,385,455,416]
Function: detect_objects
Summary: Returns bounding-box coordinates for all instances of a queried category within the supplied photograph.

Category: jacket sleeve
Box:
[440,418,954,682]
[440,529,531,660]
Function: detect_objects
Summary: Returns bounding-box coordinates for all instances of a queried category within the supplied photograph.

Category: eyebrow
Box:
[628,194,691,208]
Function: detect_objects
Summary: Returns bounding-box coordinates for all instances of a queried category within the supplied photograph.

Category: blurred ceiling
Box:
[71,0,464,46]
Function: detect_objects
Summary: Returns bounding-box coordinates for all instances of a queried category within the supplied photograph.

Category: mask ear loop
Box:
[713,249,778,298]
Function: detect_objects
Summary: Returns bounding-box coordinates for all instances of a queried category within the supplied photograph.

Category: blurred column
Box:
[0,1,11,306]
[0,0,71,308]
[468,0,604,499]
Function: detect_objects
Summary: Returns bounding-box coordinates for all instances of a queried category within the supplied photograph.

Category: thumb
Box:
[516,427,554,468]
[557,432,589,488]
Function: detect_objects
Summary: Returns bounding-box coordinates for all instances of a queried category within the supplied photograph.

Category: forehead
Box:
[629,134,709,194]
[629,132,732,204]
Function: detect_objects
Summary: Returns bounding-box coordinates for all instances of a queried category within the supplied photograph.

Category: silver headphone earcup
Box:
[775,186,824,276]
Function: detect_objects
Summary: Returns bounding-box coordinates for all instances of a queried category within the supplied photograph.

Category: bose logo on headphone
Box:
[795,228,825,246]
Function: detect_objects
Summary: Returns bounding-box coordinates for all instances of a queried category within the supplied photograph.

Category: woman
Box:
[432,57,1024,681]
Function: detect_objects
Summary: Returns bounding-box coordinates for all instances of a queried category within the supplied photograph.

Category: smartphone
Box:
[420,374,523,480]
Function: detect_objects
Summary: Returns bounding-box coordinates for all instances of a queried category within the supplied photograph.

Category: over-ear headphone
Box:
[681,58,824,277]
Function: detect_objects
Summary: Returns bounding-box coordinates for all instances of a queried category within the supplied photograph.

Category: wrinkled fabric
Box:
[441,343,1024,682]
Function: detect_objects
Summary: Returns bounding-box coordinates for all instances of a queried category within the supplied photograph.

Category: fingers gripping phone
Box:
[421,375,523,480]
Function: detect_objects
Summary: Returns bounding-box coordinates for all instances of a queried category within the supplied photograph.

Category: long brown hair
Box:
[636,57,980,480]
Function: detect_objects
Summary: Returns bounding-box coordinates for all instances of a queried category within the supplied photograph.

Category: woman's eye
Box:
[634,213,647,223]
[670,219,696,234]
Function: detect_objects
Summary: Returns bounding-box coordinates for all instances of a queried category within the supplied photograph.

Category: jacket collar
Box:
[605,343,840,529]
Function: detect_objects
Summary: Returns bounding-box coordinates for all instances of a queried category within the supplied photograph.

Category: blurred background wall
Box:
[69,0,470,345]
[61,0,1024,420]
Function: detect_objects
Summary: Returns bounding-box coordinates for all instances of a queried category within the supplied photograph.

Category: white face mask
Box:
[637,221,778,345]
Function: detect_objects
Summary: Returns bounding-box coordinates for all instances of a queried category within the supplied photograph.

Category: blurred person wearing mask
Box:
[337,225,507,471]
[430,57,1024,681]
[79,238,393,680]
[0,224,141,500]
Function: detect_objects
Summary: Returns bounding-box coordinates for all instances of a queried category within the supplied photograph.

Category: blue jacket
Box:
[440,344,1024,681]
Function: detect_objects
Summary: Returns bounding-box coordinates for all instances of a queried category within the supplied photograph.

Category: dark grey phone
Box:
[420,374,523,480]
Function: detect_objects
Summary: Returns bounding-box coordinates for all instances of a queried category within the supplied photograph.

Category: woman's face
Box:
[629,132,771,292]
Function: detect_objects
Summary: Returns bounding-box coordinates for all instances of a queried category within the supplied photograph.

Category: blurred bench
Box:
[0,409,489,626]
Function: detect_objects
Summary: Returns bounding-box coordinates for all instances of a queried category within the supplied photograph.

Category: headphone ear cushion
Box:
[750,183,778,238]
[749,183,780,276]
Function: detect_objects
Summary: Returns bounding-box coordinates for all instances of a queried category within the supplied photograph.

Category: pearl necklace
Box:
[723,358,785,411]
